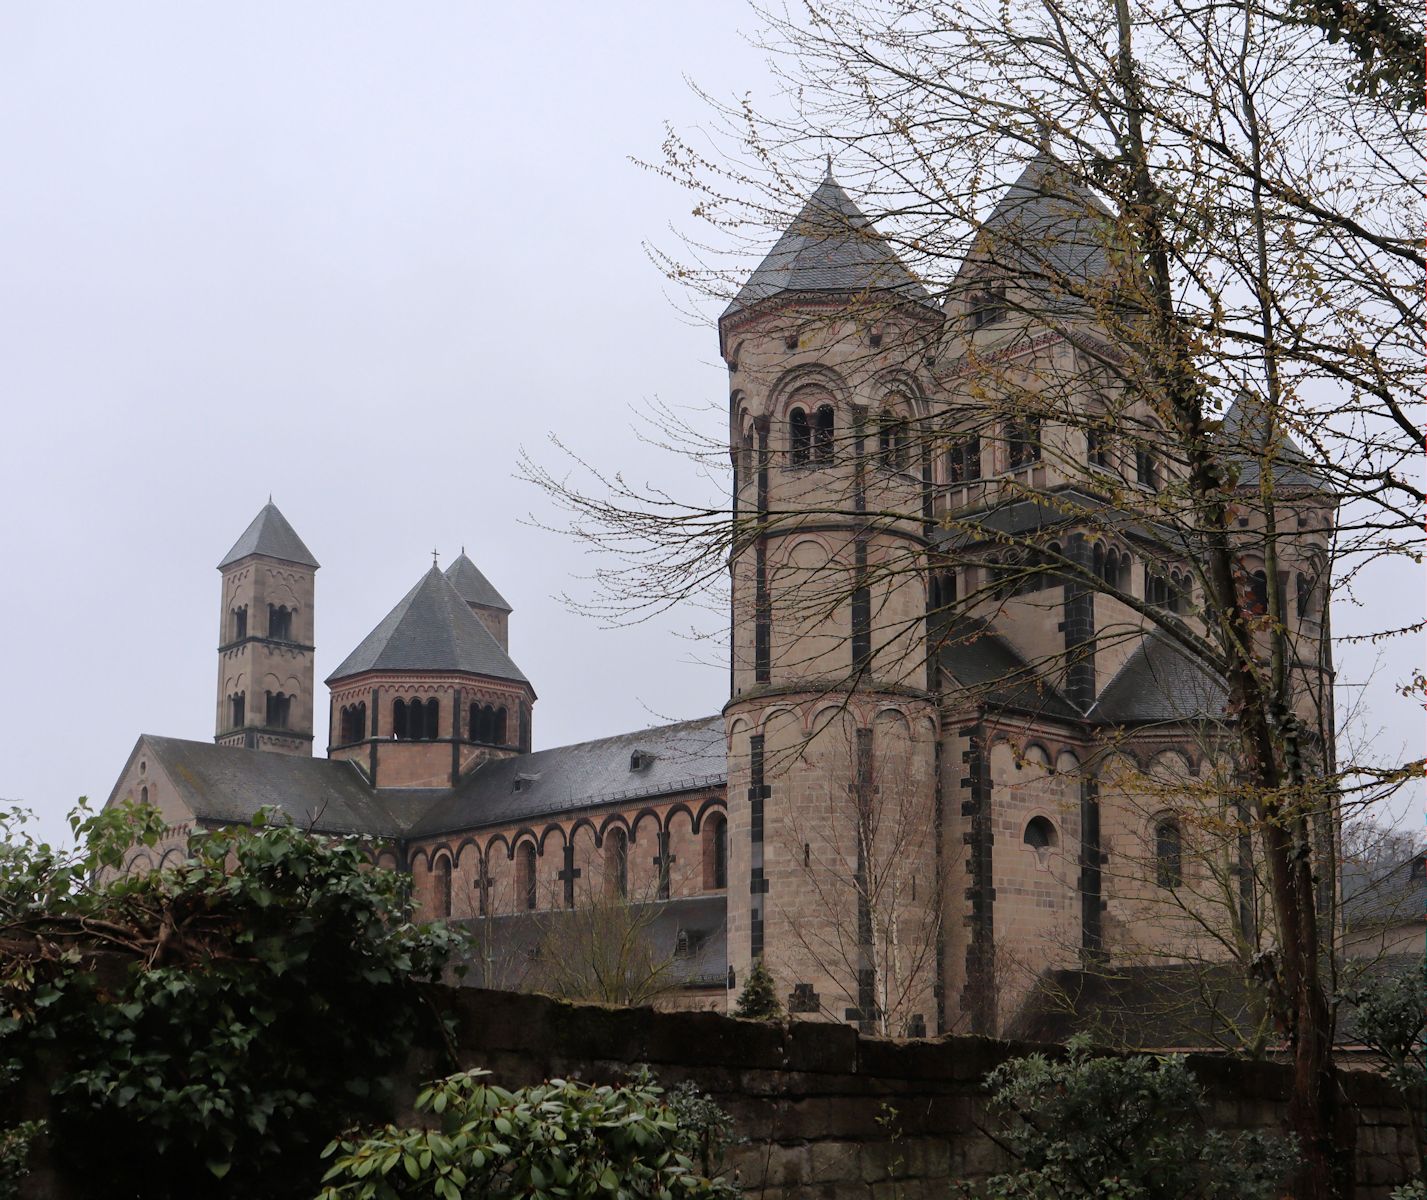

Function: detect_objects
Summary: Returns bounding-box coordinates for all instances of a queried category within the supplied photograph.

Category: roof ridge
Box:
[515,714,723,760]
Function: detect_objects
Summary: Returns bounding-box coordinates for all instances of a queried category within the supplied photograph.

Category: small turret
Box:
[445,550,513,650]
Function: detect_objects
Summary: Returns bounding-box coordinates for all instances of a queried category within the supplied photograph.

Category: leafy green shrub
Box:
[316,1068,740,1199]
[733,961,782,1020]
[0,802,468,1200]
[958,1036,1297,1199]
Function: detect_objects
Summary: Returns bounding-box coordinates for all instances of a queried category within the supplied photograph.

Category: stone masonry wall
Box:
[410,986,1421,1199]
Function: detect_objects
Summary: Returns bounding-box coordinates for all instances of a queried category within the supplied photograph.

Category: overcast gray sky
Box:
[1,2,1419,843]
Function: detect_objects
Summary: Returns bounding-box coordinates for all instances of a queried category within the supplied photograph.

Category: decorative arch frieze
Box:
[691,795,727,834]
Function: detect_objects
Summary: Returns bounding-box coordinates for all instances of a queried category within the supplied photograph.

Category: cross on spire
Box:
[432,547,440,568]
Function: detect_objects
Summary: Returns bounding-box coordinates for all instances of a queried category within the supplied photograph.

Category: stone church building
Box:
[106,155,1334,1038]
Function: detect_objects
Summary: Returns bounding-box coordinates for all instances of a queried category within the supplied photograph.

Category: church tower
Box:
[719,171,943,1033]
[214,501,319,756]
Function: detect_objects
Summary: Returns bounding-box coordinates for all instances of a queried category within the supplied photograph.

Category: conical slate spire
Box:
[972,152,1118,293]
[1220,394,1328,492]
[722,173,933,319]
[218,501,319,570]
[326,565,527,685]
[445,551,512,613]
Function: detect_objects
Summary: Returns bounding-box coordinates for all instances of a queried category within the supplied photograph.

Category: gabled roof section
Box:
[130,735,420,837]
[968,152,1119,298]
[327,566,528,685]
[939,617,1080,721]
[1089,629,1227,725]
[722,171,934,320]
[445,552,512,613]
[409,716,726,837]
[218,501,319,570]
[1220,394,1329,492]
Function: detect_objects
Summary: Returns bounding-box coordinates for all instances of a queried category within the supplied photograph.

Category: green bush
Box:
[0,802,468,1200]
[316,1068,740,1199]
[958,1036,1297,1199]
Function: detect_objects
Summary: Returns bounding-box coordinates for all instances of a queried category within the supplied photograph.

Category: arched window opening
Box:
[1155,818,1183,889]
[1023,816,1057,853]
[1169,572,1190,614]
[877,412,908,470]
[607,828,629,898]
[493,706,508,745]
[1087,424,1111,470]
[740,430,754,479]
[230,692,245,729]
[1136,446,1160,489]
[1244,568,1270,615]
[424,698,440,740]
[1006,415,1042,469]
[518,842,538,910]
[267,604,293,641]
[140,785,149,805]
[1147,572,1169,609]
[231,606,248,641]
[704,813,729,890]
[969,284,1006,329]
[1297,569,1322,622]
[1094,545,1130,591]
[946,434,981,484]
[266,691,291,729]
[789,408,811,465]
[813,405,835,462]
[393,698,409,740]
[434,857,452,918]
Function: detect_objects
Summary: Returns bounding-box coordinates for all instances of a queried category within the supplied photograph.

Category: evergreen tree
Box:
[733,961,783,1020]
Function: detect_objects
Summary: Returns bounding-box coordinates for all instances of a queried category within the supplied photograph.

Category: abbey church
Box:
[105,155,1335,1039]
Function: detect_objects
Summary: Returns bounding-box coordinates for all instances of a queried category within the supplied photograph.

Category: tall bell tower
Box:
[719,171,944,1033]
[214,500,319,756]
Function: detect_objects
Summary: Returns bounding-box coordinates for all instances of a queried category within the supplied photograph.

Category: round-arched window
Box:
[1023,816,1057,865]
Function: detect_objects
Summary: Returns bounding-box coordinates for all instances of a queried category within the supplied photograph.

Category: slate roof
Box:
[445,552,511,613]
[459,896,728,991]
[327,566,528,686]
[968,152,1119,301]
[1088,629,1228,725]
[1341,854,1427,930]
[939,618,1080,721]
[1008,955,1425,1052]
[217,502,319,570]
[409,716,726,838]
[723,171,934,320]
[131,735,416,837]
[1220,394,1330,492]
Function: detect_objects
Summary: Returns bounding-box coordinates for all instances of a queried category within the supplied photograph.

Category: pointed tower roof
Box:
[445,551,512,613]
[1219,394,1328,492]
[971,152,1119,294]
[722,171,934,320]
[218,501,319,570]
[326,565,528,685]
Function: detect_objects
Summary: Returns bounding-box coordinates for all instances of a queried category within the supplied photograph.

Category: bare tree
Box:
[521,1,1421,1194]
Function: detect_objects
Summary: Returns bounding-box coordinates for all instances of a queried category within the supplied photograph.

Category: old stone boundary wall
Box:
[415,986,1422,1199]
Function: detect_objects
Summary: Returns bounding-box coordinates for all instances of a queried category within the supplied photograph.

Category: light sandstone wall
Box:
[985,740,1082,1030]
